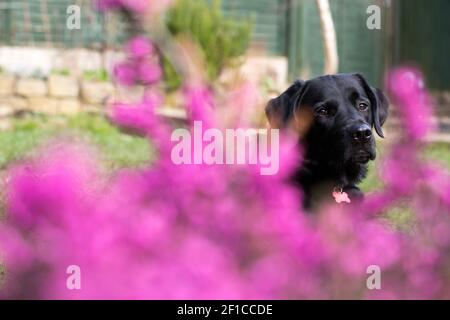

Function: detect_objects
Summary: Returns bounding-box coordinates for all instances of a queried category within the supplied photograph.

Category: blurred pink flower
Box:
[126,36,154,59]
[388,68,434,141]
[120,0,149,12]
[138,61,162,84]
[94,0,121,12]
[94,0,172,14]
[114,37,161,87]
[113,62,137,86]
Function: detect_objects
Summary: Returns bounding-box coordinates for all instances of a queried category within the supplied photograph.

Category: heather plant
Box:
[1,0,450,299]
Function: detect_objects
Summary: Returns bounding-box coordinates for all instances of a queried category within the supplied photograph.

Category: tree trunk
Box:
[315,0,338,74]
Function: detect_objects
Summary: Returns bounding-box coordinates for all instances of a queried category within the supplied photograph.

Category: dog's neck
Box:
[292,157,368,208]
[294,155,368,191]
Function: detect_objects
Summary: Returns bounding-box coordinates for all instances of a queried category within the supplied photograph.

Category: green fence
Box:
[221,0,288,55]
[0,0,125,49]
[288,0,388,86]
[0,0,388,86]
[395,0,450,90]
[221,0,388,86]
[6,0,448,91]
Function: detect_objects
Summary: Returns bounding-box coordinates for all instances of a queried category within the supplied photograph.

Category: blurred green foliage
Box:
[51,68,71,76]
[83,69,110,82]
[164,0,252,90]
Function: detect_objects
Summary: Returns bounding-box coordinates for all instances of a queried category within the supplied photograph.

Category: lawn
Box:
[0,113,152,171]
[2,112,450,187]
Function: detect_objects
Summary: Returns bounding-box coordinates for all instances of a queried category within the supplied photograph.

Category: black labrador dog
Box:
[266,73,389,208]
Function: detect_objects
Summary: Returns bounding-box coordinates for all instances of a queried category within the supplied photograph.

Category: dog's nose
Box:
[351,124,372,143]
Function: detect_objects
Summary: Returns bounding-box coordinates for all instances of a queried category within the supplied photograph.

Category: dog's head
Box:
[266,73,389,165]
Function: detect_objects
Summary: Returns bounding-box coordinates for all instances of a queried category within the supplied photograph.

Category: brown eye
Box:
[317,108,329,116]
[358,102,369,111]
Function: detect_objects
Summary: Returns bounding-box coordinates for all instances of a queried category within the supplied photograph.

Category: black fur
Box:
[266,73,389,208]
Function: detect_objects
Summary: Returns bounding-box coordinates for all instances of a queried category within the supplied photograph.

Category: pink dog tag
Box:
[332,189,351,204]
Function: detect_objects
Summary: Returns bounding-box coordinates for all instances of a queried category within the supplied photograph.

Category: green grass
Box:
[423,142,450,167]
[0,113,152,171]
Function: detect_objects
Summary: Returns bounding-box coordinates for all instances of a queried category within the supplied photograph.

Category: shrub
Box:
[164,0,252,90]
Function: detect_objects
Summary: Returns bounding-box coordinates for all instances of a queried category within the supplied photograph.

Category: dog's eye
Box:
[358,102,369,111]
[317,108,329,116]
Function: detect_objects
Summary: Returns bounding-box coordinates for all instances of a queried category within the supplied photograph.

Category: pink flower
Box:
[113,62,137,86]
[120,0,149,12]
[94,0,172,14]
[388,68,434,141]
[94,0,121,12]
[126,36,154,59]
[138,61,162,84]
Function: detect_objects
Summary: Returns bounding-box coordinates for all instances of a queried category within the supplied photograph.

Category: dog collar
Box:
[332,187,351,204]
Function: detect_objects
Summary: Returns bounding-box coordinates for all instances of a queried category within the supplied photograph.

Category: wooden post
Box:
[315,0,338,74]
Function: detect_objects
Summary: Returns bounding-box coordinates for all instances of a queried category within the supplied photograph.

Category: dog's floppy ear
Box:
[353,73,389,138]
[265,80,306,128]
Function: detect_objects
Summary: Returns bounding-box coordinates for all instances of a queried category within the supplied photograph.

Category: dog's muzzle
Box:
[350,123,376,164]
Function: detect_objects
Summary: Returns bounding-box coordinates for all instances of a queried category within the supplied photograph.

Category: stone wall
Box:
[0,73,115,116]
[0,47,122,78]
[0,46,292,119]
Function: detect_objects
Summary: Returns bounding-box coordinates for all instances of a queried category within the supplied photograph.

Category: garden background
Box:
[1,0,450,193]
[1,0,450,299]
